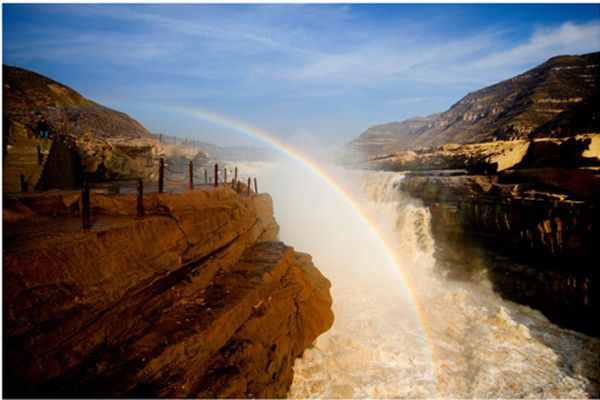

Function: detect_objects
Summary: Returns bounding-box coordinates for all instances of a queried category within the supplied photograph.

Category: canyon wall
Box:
[399,172,598,335]
[354,134,600,175]
[3,188,333,397]
[353,130,598,337]
[350,52,600,158]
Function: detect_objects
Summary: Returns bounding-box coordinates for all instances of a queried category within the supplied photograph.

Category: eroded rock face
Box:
[350,52,600,157]
[3,65,151,139]
[3,188,333,397]
[353,134,600,174]
[400,173,598,335]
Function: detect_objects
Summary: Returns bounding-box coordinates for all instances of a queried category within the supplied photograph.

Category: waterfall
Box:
[250,160,599,398]
[358,171,435,276]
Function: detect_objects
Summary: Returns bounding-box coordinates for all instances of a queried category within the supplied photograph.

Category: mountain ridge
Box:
[351,52,600,157]
[3,65,151,139]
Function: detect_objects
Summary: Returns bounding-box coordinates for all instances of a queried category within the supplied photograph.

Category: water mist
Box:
[238,157,599,398]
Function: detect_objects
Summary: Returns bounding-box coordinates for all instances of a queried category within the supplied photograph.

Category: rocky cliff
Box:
[354,128,600,335]
[3,65,151,139]
[351,52,600,157]
[399,171,598,336]
[356,134,600,176]
[3,188,333,397]
[3,65,211,189]
[350,83,600,335]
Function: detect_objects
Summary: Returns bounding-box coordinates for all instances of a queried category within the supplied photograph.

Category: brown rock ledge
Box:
[3,188,333,397]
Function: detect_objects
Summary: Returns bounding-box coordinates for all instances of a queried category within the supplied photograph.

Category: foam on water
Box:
[244,162,599,398]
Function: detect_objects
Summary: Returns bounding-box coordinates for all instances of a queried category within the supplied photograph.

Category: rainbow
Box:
[173,106,440,392]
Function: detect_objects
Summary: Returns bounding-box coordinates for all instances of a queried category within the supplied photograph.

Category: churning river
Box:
[234,159,599,398]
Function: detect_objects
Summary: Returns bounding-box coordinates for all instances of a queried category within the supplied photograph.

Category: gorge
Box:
[346,52,599,339]
[244,161,600,398]
[3,48,600,398]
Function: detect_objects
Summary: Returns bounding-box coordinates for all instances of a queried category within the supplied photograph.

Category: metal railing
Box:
[80,159,260,230]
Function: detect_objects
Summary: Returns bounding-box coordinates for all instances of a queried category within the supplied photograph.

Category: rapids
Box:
[235,160,600,398]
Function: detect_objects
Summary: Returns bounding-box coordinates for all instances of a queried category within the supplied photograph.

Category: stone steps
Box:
[3,126,51,193]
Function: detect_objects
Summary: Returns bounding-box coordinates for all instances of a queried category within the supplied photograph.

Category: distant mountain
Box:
[351,52,600,157]
[3,65,150,139]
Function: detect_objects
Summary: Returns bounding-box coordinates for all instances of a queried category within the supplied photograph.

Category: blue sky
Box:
[3,4,600,147]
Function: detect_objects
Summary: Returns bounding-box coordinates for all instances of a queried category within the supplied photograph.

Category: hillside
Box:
[3,66,215,189]
[351,52,600,157]
[3,65,150,139]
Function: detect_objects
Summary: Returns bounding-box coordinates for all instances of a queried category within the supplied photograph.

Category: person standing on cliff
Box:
[37,116,50,139]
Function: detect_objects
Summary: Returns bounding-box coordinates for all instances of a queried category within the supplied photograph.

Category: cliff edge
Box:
[3,187,334,397]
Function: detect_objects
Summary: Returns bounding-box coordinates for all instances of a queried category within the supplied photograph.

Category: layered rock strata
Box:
[351,52,600,157]
[354,134,600,175]
[3,188,333,397]
[400,172,598,335]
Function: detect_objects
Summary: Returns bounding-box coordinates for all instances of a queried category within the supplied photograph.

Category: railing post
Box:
[204,168,208,184]
[158,158,164,193]
[214,163,219,187]
[81,181,91,230]
[224,168,228,184]
[188,160,194,190]
[20,173,28,192]
[37,145,43,166]
[247,177,251,196]
[234,166,238,186]
[254,177,258,194]
[137,178,144,218]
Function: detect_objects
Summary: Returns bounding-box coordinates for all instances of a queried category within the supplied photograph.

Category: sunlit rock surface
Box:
[3,188,333,397]
[349,52,600,157]
[346,125,599,336]
[353,134,600,175]
[3,65,150,140]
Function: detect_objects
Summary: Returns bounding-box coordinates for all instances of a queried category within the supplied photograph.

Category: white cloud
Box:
[277,19,600,90]
[7,31,180,65]
[471,21,600,71]
[272,31,501,86]
[6,5,599,143]
[44,5,320,58]
[20,7,599,92]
